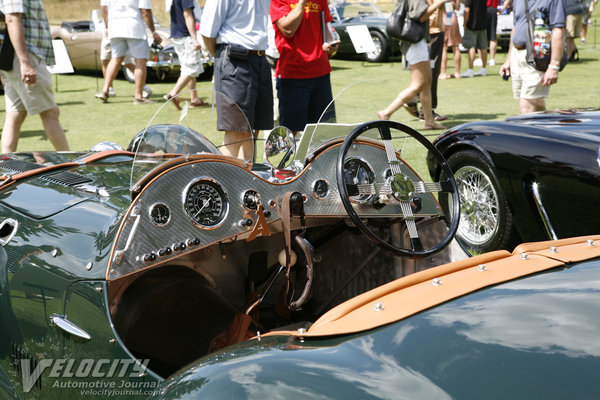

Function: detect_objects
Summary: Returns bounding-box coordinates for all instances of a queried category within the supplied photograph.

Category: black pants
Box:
[428,32,444,110]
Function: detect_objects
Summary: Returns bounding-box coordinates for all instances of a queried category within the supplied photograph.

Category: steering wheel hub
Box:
[389,174,415,202]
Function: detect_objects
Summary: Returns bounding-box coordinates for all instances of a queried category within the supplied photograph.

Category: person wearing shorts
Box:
[461,0,489,77]
[96,0,162,104]
[0,0,69,153]
[164,0,207,110]
[565,0,585,59]
[270,0,339,135]
[499,0,565,114]
[377,0,449,130]
[201,0,273,160]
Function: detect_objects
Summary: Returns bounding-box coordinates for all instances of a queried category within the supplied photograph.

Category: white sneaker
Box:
[108,87,116,97]
[461,69,474,78]
[488,59,496,66]
[142,85,152,99]
[474,68,487,76]
[474,58,483,67]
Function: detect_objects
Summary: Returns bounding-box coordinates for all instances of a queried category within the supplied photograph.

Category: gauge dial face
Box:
[149,203,170,226]
[343,157,375,203]
[184,179,228,228]
[313,179,329,199]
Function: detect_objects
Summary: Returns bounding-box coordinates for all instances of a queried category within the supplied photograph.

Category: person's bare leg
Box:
[468,48,475,69]
[2,111,27,153]
[188,78,198,102]
[133,58,147,99]
[440,45,448,78]
[453,45,461,77]
[489,40,497,62]
[480,49,488,68]
[39,107,70,151]
[414,62,443,129]
[222,131,253,160]
[102,56,125,94]
[167,74,193,98]
[519,98,546,114]
[377,62,427,120]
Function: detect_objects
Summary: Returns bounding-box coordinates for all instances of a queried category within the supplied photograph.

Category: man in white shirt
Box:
[95,0,161,104]
[200,0,273,160]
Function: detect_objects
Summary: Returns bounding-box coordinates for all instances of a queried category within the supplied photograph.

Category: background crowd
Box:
[0,0,597,156]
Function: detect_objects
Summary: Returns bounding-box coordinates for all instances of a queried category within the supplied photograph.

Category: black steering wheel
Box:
[336,120,460,257]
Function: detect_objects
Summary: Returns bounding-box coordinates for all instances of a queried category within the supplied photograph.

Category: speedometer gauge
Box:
[183,178,228,228]
[343,157,375,203]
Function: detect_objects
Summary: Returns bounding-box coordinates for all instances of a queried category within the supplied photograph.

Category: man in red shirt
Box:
[270,0,339,134]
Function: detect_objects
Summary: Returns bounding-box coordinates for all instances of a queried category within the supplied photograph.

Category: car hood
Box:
[0,152,133,219]
[505,108,600,135]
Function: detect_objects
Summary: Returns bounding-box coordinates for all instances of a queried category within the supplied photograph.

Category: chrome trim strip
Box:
[49,314,91,341]
[531,182,558,240]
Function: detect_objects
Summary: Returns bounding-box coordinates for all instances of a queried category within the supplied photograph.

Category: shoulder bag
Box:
[524,0,567,72]
[386,0,425,44]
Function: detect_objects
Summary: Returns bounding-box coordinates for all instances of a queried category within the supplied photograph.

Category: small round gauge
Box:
[183,178,228,228]
[149,203,171,226]
[343,157,375,203]
[313,179,329,199]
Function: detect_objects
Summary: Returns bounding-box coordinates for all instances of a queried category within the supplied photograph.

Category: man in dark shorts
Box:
[200,0,273,160]
[461,0,489,77]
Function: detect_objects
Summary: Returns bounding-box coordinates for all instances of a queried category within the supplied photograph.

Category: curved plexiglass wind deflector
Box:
[129,88,253,193]
[299,79,399,162]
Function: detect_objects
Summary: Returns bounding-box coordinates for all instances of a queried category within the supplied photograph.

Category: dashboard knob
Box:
[239,218,253,227]
[179,241,186,250]
[143,252,156,263]
[263,210,272,218]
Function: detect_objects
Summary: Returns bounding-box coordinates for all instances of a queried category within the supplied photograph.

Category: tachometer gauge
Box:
[343,157,375,203]
[183,178,228,228]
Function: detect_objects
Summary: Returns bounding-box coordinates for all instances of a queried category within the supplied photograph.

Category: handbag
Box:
[386,0,425,44]
[0,27,15,71]
[524,0,567,72]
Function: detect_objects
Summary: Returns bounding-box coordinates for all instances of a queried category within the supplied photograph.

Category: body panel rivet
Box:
[520,252,529,260]
[373,302,385,312]
[549,246,558,253]
[432,278,442,286]
[476,264,487,271]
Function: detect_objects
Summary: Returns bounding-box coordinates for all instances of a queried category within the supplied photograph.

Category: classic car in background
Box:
[50,11,212,81]
[329,1,401,63]
[427,109,600,253]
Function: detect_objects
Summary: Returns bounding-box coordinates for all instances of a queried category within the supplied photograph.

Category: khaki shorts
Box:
[101,37,112,60]
[510,47,549,99]
[0,53,57,115]
[566,14,583,38]
[173,36,203,77]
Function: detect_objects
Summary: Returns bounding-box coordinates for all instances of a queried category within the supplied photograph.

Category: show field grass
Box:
[1,1,599,176]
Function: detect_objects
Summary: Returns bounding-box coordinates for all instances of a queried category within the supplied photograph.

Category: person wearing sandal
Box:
[95,0,161,105]
[377,0,448,130]
[163,0,208,110]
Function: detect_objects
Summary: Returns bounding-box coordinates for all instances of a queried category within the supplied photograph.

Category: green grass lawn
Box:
[1,23,599,178]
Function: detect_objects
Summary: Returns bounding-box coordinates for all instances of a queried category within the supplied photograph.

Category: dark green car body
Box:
[0,152,163,399]
[158,258,600,399]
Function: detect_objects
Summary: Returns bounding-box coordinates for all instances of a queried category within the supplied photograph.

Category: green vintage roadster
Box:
[1,83,599,399]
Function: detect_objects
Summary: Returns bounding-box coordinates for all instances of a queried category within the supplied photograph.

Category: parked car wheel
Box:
[364,30,390,63]
[440,149,517,253]
[122,65,135,83]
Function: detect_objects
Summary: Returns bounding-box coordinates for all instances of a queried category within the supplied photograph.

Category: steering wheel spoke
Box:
[336,120,460,257]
